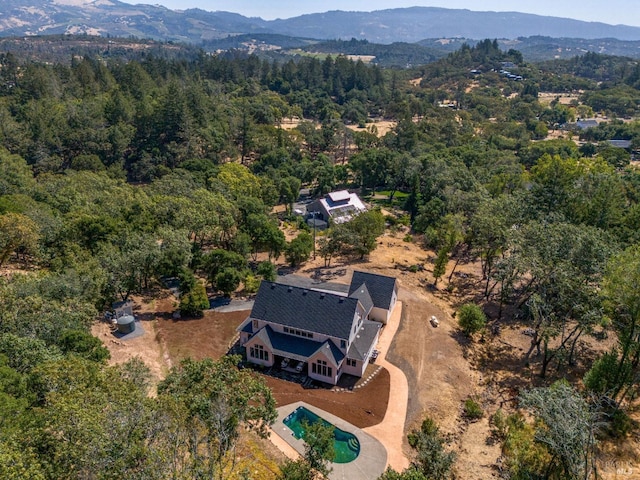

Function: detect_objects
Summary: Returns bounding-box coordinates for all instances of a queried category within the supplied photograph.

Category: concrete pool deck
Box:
[272,401,388,480]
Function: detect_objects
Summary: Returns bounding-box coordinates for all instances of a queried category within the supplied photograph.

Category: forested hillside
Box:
[1,38,640,478]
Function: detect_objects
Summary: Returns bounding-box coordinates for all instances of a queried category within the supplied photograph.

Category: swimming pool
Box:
[283,406,361,463]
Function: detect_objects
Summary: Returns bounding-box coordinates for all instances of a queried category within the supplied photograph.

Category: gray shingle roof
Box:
[250,281,359,340]
[348,283,374,315]
[253,325,345,364]
[347,320,381,361]
[315,340,346,365]
[237,317,253,333]
[349,271,397,310]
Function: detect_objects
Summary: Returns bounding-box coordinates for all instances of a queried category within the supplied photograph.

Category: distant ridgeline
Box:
[1,2,640,63]
[1,33,640,68]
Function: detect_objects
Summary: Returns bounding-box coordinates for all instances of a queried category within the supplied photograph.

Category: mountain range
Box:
[2,0,640,45]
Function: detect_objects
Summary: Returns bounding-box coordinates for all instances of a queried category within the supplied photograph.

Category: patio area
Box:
[271,401,388,480]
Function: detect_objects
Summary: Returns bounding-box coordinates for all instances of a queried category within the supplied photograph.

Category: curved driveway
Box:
[363,301,411,472]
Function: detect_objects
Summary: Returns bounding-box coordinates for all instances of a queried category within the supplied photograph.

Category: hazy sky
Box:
[119,0,640,27]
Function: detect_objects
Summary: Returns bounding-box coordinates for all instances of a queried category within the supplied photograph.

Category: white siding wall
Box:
[390,288,398,313]
[341,358,366,377]
[342,328,380,377]
[369,306,389,324]
[308,351,340,385]
[244,337,274,368]
[369,288,398,324]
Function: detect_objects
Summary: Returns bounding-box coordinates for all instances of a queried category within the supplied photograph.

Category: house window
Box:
[340,339,346,348]
[312,359,333,378]
[346,359,357,367]
[249,344,269,361]
[283,327,313,339]
[252,320,258,330]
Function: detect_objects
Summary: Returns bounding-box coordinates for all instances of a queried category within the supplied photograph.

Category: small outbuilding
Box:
[112,300,134,318]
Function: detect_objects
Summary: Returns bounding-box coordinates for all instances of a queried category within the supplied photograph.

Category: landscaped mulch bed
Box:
[156,304,390,429]
[264,367,390,429]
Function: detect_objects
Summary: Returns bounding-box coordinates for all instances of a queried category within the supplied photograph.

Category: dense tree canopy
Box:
[0,35,638,479]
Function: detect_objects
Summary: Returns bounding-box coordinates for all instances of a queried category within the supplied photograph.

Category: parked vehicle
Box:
[281,358,290,369]
[295,361,304,372]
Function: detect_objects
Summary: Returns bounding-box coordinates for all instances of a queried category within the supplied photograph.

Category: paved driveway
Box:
[275,274,350,295]
[209,296,254,312]
[363,301,411,472]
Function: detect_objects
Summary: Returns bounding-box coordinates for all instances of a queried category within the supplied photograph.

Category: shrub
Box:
[178,267,196,295]
[608,409,634,438]
[285,231,314,266]
[422,226,440,249]
[583,350,628,395]
[403,234,413,243]
[256,261,277,282]
[432,248,448,285]
[296,216,310,231]
[457,303,487,336]
[501,412,550,478]
[397,214,411,226]
[490,408,508,439]
[384,214,397,226]
[180,281,209,317]
[243,274,260,294]
[59,329,110,362]
[407,416,456,480]
[215,268,242,296]
[464,397,483,420]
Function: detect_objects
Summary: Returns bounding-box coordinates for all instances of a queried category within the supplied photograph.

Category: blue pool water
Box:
[283,406,361,463]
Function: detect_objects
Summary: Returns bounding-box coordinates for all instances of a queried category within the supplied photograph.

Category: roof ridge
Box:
[267,281,352,300]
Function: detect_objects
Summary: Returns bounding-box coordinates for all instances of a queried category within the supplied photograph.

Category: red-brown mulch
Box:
[265,367,390,429]
[155,302,390,429]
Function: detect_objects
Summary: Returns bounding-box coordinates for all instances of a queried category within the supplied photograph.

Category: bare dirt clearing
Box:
[346,120,397,137]
[538,92,581,106]
[92,291,172,388]
[280,117,396,137]
[92,320,167,386]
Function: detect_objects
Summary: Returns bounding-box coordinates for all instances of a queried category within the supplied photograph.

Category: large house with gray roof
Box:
[237,271,398,385]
